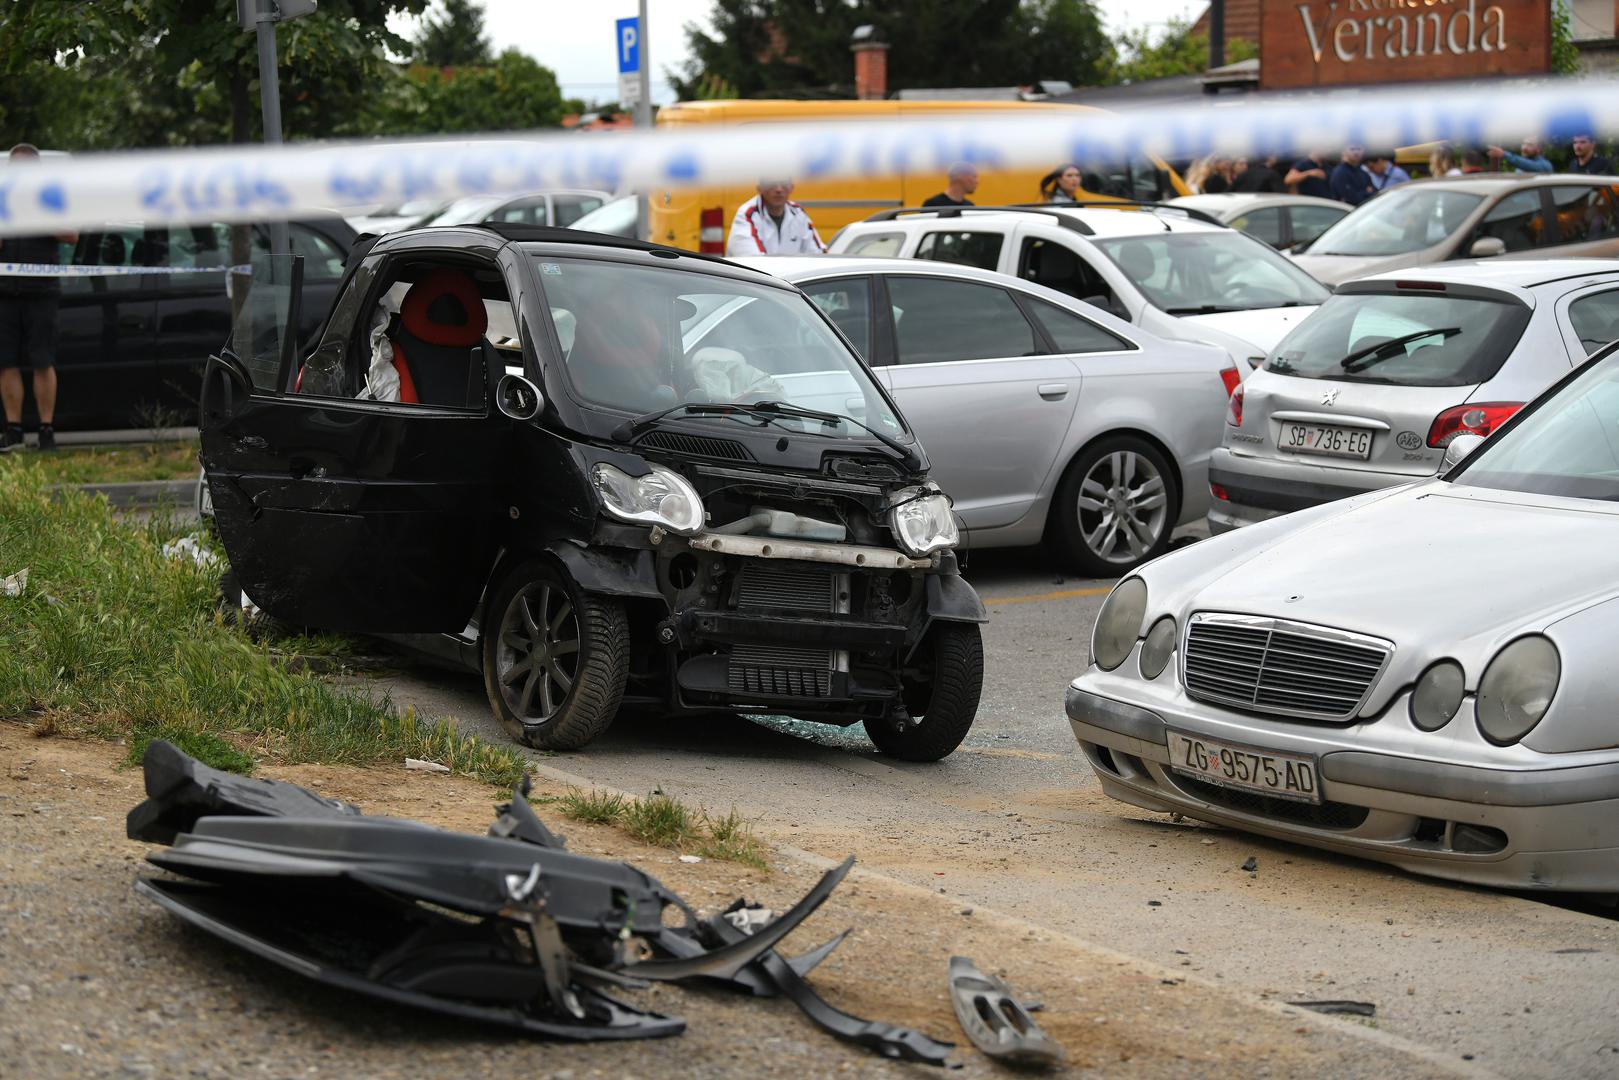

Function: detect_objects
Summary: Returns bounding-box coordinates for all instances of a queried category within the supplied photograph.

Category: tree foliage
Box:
[671,0,1111,99]
[1107,17,1257,84]
[382,48,565,134]
[0,0,428,149]
[413,0,492,68]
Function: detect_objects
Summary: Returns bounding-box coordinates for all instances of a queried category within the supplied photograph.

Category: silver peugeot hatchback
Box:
[1210,259,1619,531]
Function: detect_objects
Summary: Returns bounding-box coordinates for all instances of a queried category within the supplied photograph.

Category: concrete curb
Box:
[63,479,197,510]
[519,758,1497,1080]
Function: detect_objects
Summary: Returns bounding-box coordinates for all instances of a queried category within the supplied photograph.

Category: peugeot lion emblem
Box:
[1321,388,1340,406]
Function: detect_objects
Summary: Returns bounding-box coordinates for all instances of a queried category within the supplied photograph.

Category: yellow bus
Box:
[649,99,1189,252]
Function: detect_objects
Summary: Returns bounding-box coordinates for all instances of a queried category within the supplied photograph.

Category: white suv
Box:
[829,204,1330,370]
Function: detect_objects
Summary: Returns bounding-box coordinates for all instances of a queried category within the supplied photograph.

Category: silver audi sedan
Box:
[1068,341,1619,891]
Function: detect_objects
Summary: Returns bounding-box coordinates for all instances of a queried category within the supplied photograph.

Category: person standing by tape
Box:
[0,144,76,452]
[726,178,826,256]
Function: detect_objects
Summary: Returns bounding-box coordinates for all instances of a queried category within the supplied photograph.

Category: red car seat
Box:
[392,268,489,406]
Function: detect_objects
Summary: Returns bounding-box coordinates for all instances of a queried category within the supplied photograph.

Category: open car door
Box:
[200,252,507,633]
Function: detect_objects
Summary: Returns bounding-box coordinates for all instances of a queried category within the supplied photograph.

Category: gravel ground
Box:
[0,725,1482,1079]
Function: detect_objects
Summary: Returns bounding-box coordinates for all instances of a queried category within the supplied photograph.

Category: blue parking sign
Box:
[616,17,639,75]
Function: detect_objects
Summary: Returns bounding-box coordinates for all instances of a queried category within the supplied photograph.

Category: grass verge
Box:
[559,787,769,870]
[16,440,202,485]
[0,466,526,786]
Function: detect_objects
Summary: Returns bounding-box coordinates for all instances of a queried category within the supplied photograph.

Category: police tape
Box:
[0,262,252,276]
[0,77,1616,235]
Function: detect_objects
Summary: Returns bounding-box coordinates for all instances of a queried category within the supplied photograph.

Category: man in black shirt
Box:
[1231,155,1284,193]
[0,144,76,452]
[922,162,978,207]
[1569,134,1616,176]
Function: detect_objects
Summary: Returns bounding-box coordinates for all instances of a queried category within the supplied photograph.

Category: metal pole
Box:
[1208,0,1225,71]
[255,0,290,258]
[635,0,651,241]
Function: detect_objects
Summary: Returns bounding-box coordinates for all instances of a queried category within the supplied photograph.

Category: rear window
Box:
[1263,290,1531,387]
[914,230,1003,271]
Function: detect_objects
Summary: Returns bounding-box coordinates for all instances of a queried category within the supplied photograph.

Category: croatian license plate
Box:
[1167,731,1321,804]
[1278,423,1372,460]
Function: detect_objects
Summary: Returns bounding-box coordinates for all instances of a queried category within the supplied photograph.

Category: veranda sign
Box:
[1260,0,1551,89]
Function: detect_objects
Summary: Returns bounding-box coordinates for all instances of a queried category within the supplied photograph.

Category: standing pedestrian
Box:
[1460,149,1489,174]
[726,178,826,256]
[1329,145,1376,206]
[922,162,979,207]
[1569,133,1616,175]
[0,144,75,453]
[1363,152,1411,191]
[1429,144,1462,177]
[1486,137,1553,173]
[1189,154,1236,194]
[1231,155,1284,193]
[1284,152,1332,198]
[1040,164,1083,204]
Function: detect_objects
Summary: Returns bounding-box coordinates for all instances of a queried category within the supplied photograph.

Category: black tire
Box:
[1049,435,1178,577]
[482,559,628,751]
[864,622,983,762]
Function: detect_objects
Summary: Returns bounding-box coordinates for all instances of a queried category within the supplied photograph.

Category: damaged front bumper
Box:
[127,741,955,1062]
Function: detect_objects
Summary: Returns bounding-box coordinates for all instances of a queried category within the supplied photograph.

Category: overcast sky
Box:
[389,0,1202,106]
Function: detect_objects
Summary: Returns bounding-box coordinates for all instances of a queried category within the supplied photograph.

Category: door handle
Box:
[1037,383,1070,400]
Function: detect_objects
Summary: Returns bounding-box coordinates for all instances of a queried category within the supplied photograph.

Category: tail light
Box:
[1210,481,1230,501]
[1226,383,1244,427]
[1426,402,1522,448]
[1219,366,1241,397]
[699,207,725,253]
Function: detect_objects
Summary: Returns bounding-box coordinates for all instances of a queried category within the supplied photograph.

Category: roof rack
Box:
[861,205,1096,235]
[1016,200,1227,228]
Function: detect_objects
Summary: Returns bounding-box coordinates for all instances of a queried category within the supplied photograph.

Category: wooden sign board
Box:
[1259,0,1551,89]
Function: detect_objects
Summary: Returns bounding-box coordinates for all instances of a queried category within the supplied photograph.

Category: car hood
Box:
[1178,306,1317,355]
[1145,483,1619,711]
[1289,251,1428,285]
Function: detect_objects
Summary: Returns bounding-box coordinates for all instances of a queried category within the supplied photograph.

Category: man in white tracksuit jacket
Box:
[726,179,827,256]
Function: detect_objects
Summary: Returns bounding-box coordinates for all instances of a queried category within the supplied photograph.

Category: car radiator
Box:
[727,563,846,697]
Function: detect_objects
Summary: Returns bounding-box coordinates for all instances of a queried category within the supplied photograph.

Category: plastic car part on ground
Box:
[948,955,1066,1068]
[126,743,956,1058]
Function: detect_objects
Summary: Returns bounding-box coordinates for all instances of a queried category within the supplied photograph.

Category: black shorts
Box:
[0,294,60,370]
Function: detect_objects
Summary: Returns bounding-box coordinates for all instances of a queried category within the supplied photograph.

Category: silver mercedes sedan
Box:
[1067,341,1619,891]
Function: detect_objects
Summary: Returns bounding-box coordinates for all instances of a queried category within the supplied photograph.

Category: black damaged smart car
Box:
[200,224,985,759]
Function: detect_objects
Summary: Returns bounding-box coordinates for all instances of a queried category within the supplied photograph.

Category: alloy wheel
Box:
[1075,450,1169,565]
[495,581,581,724]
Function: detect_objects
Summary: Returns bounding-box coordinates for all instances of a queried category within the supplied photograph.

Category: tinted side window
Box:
[1470,190,1544,253]
[1025,297,1130,354]
[914,230,1003,271]
[1017,237,1119,316]
[250,225,347,282]
[65,225,144,294]
[552,195,604,228]
[1568,289,1619,355]
[492,198,549,226]
[1231,207,1284,248]
[1289,205,1346,249]
[801,278,873,361]
[1549,185,1619,245]
[887,276,1035,364]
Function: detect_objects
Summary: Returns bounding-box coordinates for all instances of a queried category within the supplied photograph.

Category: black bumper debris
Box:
[948,955,1065,1068]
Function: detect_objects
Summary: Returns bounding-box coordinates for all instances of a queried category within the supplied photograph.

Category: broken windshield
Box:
[532,256,905,437]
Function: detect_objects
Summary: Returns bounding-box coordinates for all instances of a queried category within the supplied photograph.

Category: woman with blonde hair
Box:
[1428,144,1461,178]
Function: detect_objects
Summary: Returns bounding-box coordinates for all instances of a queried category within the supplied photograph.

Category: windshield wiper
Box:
[1164,304,1247,315]
[1338,327,1461,373]
[612,400,920,470]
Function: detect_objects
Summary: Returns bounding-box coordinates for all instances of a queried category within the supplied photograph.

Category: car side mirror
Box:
[496,373,544,421]
[1469,236,1506,258]
[1442,432,1485,470]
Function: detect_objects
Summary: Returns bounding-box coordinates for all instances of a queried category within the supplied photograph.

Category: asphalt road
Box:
[363,540,1619,1080]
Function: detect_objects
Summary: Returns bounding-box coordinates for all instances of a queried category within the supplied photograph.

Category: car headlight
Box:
[1476,636,1559,745]
[1409,659,1465,731]
[591,463,705,534]
[1139,616,1177,680]
[1092,577,1147,672]
[888,492,958,557]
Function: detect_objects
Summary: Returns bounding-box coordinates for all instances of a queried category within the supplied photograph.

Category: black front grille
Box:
[1173,774,1369,830]
[636,431,752,461]
[728,664,832,697]
[1184,617,1390,721]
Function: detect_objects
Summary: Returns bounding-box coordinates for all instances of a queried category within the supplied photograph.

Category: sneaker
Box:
[0,425,22,453]
[35,424,55,452]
